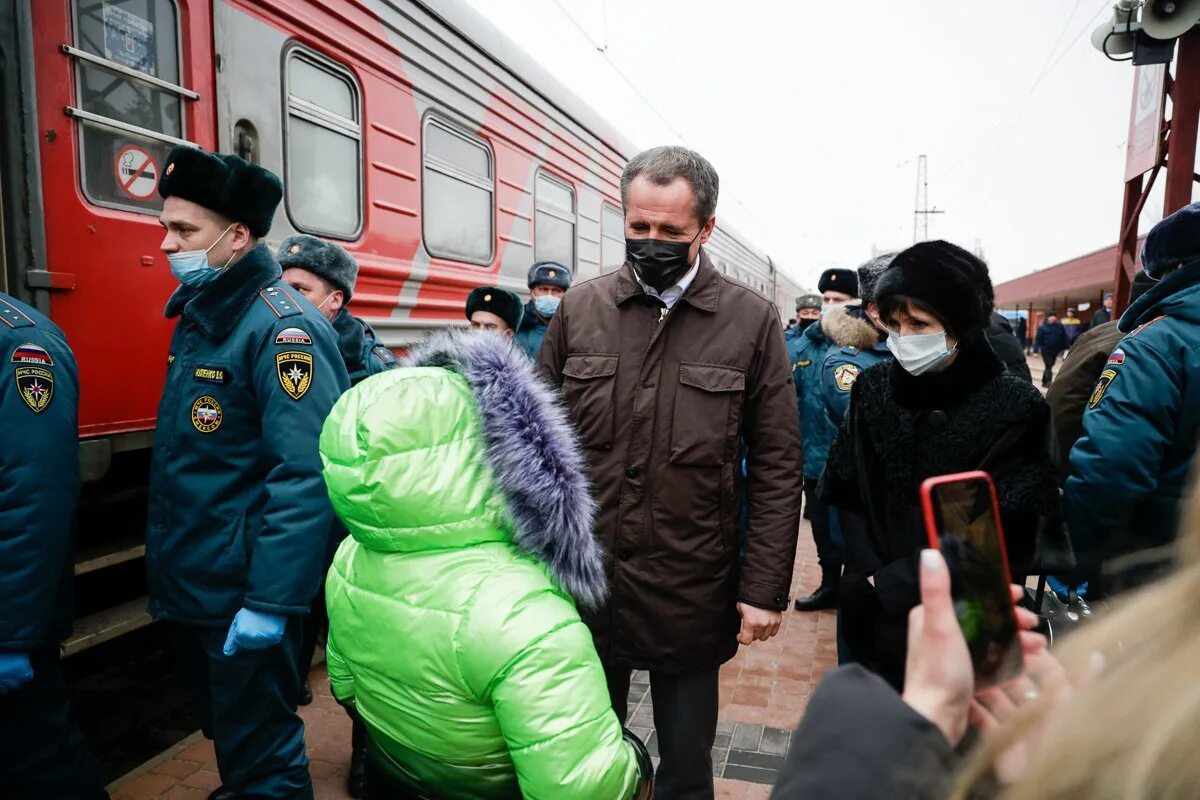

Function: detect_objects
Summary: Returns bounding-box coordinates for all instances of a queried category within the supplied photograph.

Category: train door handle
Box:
[26,269,77,291]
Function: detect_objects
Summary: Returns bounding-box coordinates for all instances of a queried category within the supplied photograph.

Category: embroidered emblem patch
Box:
[275,327,312,346]
[276,351,313,400]
[1107,349,1126,366]
[167,353,175,367]
[1089,369,1118,410]
[10,343,53,366]
[193,366,229,385]
[796,359,813,368]
[14,366,53,413]
[191,395,222,433]
[834,363,861,392]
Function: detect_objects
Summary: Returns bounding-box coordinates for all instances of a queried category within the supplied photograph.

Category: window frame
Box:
[420,113,495,266]
[533,168,577,270]
[69,0,192,216]
[281,44,364,241]
[600,202,625,274]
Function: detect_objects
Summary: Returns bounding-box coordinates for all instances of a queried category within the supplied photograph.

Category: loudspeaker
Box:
[1092,0,1139,56]
[1142,0,1200,41]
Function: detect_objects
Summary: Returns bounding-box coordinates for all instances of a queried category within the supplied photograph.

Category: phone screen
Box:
[926,477,1022,688]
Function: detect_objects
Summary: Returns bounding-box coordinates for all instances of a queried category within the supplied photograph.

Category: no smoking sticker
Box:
[113,145,159,200]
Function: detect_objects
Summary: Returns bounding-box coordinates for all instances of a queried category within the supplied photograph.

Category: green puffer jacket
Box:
[321,331,651,800]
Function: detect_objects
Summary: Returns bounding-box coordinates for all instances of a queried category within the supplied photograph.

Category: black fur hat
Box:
[466,286,524,331]
[817,268,858,297]
[277,235,359,300]
[527,261,572,290]
[158,146,282,237]
[875,240,993,339]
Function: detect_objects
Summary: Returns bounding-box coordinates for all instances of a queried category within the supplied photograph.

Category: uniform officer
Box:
[1066,202,1200,594]
[148,146,349,800]
[515,261,571,359]
[0,293,107,800]
[277,234,396,799]
[278,234,397,387]
[466,286,523,337]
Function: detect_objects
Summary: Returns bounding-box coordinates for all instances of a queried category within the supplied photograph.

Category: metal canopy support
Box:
[1113,29,1200,315]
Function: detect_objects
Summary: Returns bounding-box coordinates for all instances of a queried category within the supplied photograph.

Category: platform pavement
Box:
[108,521,834,800]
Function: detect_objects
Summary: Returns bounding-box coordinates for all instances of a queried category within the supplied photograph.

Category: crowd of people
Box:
[3,140,1200,800]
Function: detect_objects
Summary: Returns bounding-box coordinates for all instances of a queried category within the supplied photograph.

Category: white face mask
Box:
[821,301,849,317]
[887,330,957,376]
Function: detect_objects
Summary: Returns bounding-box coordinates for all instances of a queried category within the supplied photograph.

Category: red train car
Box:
[2,0,789,650]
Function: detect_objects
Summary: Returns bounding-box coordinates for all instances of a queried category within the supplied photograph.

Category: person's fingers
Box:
[969,700,1000,735]
[917,550,954,626]
[1014,606,1040,631]
[1000,675,1041,708]
[1019,631,1047,658]
[976,685,1018,719]
[737,618,754,646]
[1010,585,1025,603]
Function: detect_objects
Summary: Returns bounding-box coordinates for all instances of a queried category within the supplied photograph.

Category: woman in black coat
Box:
[820,240,1058,690]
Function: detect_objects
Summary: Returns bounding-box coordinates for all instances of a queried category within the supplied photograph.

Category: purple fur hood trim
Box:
[404,331,607,609]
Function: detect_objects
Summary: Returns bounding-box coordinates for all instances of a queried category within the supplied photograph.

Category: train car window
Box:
[535,172,576,269]
[601,203,624,273]
[422,117,494,265]
[70,0,186,214]
[284,48,362,239]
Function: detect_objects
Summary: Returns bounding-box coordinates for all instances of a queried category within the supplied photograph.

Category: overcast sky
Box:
[463,0,1188,292]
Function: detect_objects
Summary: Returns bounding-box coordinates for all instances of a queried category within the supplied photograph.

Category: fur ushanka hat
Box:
[158,146,282,238]
[466,286,524,331]
[874,240,994,340]
[277,235,359,300]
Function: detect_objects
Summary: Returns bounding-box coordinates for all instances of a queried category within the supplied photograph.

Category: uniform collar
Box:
[165,245,282,340]
[1119,259,1200,333]
[613,247,720,313]
[332,307,365,368]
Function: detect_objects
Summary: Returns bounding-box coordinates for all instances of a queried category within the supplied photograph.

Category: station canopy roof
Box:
[993,238,1145,310]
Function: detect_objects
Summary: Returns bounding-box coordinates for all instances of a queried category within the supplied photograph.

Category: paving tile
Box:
[646,730,659,757]
[727,749,786,770]
[716,720,736,735]
[161,786,209,800]
[111,771,179,800]
[730,722,763,751]
[179,768,222,791]
[722,763,780,785]
[713,731,732,749]
[759,727,792,756]
[151,759,202,780]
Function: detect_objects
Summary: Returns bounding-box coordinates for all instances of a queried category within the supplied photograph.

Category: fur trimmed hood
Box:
[821,306,881,351]
[404,331,606,609]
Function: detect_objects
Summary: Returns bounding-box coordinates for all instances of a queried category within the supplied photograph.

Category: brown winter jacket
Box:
[1045,321,1124,482]
[538,252,803,671]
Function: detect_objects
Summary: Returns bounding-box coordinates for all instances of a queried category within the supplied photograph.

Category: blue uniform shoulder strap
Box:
[256,284,303,319]
[0,296,36,329]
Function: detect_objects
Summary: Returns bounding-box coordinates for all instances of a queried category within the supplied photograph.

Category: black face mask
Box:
[798,318,817,332]
[626,229,702,292]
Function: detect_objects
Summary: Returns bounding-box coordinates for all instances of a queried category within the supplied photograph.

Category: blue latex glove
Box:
[0,652,34,693]
[222,608,287,656]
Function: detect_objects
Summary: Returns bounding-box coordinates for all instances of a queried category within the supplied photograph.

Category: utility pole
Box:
[913,154,945,243]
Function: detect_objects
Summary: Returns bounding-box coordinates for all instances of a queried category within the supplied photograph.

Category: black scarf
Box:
[888,332,1003,411]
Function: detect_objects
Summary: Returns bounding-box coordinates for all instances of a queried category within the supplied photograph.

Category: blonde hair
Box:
[955,483,1200,799]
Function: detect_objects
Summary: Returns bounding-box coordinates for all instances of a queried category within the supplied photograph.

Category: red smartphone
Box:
[920,471,1022,689]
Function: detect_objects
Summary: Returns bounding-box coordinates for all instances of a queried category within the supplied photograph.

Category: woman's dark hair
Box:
[873,241,993,342]
[876,294,957,338]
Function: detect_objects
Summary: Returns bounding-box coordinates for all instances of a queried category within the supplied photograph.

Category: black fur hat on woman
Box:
[874,240,994,340]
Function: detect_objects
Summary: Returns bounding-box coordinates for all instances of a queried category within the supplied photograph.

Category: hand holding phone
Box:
[921,471,1022,689]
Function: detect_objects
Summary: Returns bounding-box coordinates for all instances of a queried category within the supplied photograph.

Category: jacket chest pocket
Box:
[670,363,746,466]
[562,354,619,450]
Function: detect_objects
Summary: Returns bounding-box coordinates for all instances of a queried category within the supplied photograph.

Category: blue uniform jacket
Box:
[332,307,397,387]
[821,341,893,424]
[1065,260,1200,566]
[791,322,834,480]
[146,246,350,626]
[0,294,80,651]
[514,300,549,360]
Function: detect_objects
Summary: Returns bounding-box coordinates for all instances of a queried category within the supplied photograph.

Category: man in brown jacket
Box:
[538,146,803,799]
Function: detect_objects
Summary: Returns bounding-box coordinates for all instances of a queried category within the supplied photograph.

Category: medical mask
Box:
[168,225,235,290]
[626,229,701,292]
[821,301,849,317]
[886,330,957,376]
[533,295,561,318]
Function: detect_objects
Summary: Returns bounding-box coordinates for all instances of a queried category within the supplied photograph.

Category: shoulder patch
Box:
[11,343,54,366]
[1089,368,1118,410]
[1107,348,1125,366]
[276,351,313,400]
[14,366,53,413]
[1130,315,1168,338]
[275,326,312,346]
[0,297,35,329]
[257,286,303,319]
[834,363,861,392]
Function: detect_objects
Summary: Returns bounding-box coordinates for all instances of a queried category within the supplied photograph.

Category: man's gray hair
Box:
[620,146,720,224]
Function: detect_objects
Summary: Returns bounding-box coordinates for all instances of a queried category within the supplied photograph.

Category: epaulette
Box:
[1129,314,1168,338]
[0,296,35,329]
[257,284,303,319]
